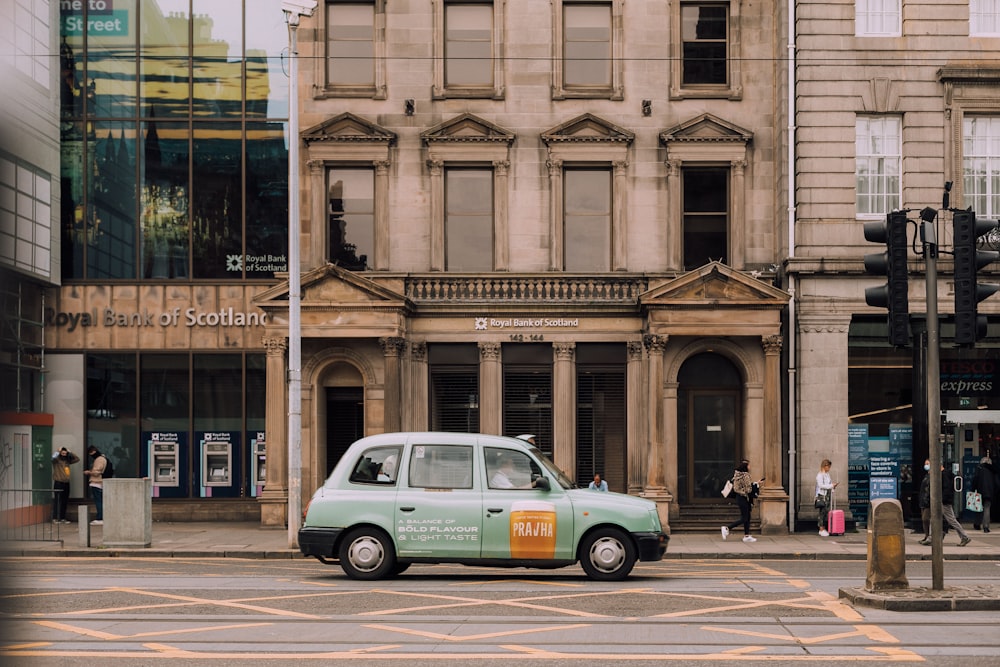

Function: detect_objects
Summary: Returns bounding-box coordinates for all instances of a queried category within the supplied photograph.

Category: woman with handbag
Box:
[721,459,760,543]
[815,459,839,537]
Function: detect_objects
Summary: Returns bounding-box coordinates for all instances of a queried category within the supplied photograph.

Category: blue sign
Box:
[870,476,898,500]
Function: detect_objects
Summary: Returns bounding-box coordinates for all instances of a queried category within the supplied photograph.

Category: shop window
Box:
[856,0,901,37]
[503,343,553,459]
[322,0,387,98]
[856,115,902,218]
[670,0,742,99]
[446,167,494,271]
[963,116,1000,218]
[576,348,625,491]
[429,343,480,433]
[433,0,505,98]
[328,167,374,270]
[193,122,242,279]
[86,354,138,478]
[971,0,1000,36]
[551,0,623,100]
[564,168,612,272]
[682,166,729,270]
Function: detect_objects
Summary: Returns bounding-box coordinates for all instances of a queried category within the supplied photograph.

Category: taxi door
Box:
[393,443,483,559]
[479,447,575,560]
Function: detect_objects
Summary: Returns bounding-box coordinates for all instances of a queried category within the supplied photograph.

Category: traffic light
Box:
[864,211,910,347]
[953,209,999,345]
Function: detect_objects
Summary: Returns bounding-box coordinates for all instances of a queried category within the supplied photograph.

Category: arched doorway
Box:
[677,352,742,503]
[320,362,365,477]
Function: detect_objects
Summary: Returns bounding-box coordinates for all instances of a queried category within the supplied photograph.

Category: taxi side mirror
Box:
[533,476,550,491]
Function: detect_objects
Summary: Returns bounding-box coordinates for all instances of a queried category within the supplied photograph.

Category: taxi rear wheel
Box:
[339,527,396,580]
[579,528,637,581]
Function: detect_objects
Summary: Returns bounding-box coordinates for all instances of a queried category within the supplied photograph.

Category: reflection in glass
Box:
[245,122,289,277]
[682,4,728,85]
[87,354,139,479]
[194,355,243,431]
[327,3,375,86]
[141,121,189,278]
[141,354,190,432]
[246,0,289,118]
[328,168,373,270]
[247,354,266,433]
[90,123,137,278]
[565,168,611,272]
[140,0,191,117]
[193,123,242,278]
[445,168,493,271]
[60,142,86,279]
[563,4,611,87]
[446,4,492,86]
[683,167,728,270]
[193,0,243,118]
[85,0,138,118]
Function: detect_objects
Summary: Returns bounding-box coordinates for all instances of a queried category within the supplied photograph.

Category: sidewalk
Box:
[3,522,999,611]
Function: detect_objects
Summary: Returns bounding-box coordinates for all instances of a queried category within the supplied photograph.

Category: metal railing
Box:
[0,489,64,543]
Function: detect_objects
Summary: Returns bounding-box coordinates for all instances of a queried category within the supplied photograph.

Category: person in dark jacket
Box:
[941,463,971,546]
[51,447,80,523]
[918,459,932,545]
[972,456,996,533]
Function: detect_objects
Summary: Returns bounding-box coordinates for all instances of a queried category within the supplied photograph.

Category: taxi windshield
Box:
[530,446,576,489]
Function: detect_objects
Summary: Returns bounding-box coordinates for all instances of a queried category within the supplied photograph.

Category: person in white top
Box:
[588,473,609,492]
[815,458,839,537]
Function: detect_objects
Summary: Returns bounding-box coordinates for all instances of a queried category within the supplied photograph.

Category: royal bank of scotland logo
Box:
[475,317,488,330]
[226,254,243,272]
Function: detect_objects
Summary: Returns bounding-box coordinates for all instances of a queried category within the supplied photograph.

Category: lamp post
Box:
[282,0,316,549]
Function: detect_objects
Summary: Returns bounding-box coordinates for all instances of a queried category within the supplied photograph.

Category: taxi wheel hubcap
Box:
[589,537,625,572]
[348,536,384,572]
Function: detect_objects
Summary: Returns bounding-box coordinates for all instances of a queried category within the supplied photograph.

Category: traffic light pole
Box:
[922,219,944,590]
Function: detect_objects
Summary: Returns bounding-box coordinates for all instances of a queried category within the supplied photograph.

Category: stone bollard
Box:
[78,504,90,547]
[865,498,909,592]
[103,478,153,548]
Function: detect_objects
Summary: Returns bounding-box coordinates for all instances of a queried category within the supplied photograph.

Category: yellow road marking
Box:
[355,588,648,618]
[34,620,273,641]
[450,578,583,587]
[363,622,590,642]
[0,642,50,650]
[35,620,121,640]
[63,587,322,619]
[0,588,119,600]
[706,625,897,645]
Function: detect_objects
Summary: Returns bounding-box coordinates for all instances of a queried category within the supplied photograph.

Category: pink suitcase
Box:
[827,491,845,536]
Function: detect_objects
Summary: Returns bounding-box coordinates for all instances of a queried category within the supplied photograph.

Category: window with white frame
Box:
[856,116,901,217]
[964,116,1000,218]
[432,0,505,98]
[0,153,52,280]
[323,1,386,97]
[551,0,623,100]
[445,167,494,271]
[971,0,1000,36]
[856,0,901,36]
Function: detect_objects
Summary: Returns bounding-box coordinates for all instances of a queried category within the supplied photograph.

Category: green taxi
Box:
[298,432,669,580]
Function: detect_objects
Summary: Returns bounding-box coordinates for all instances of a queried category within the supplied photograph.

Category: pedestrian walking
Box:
[918,459,933,545]
[972,455,996,533]
[941,463,971,546]
[51,447,79,523]
[84,445,108,525]
[814,458,839,537]
[721,459,761,543]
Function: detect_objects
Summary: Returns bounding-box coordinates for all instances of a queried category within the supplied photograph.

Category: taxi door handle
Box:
[487,508,503,514]
[399,506,415,512]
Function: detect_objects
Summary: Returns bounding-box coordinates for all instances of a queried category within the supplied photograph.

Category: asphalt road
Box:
[3,557,999,666]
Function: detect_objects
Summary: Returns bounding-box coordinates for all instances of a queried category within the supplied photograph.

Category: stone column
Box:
[479,342,502,434]
[408,342,428,431]
[665,160,682,271]
[626,340,645,494]
[547,158,563,270]
[759,334,789,534]
[374,159,391,270]
[640,334,671,531]
[428,159,444,271]
[379,337,406,433]
[729,159,746,269]
[553,342,576,476]
[307,160,325,269]
[259,335,288,527]
[612,159,629,271]
[494,159,510,271]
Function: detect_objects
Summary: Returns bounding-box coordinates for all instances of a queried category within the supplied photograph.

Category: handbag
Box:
[721,480,733,498]
[814,493,828,509]
[966,491,983,513]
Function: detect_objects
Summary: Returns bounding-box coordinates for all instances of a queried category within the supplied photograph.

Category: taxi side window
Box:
[349,446,402,485]
[408,444,473,489]
[485,447,539,490]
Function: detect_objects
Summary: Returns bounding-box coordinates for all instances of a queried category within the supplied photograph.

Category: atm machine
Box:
[202,440,232,488]
[251,433,266,497]
[150,441,179,488]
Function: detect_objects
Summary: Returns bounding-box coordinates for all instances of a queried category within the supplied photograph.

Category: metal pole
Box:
[923,219,944,590]
[285,10,303,550]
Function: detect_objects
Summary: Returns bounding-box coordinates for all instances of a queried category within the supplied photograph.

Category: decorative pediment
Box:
[640,262,788,308]
[253,264,410,311]
[421,113,515,145]
[659,113,753,145]
[541,113,635,145]
[301,112,396,146]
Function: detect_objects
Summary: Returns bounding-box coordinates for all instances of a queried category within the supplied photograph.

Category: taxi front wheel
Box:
[579,528,637,581]
[339,527,396,580]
